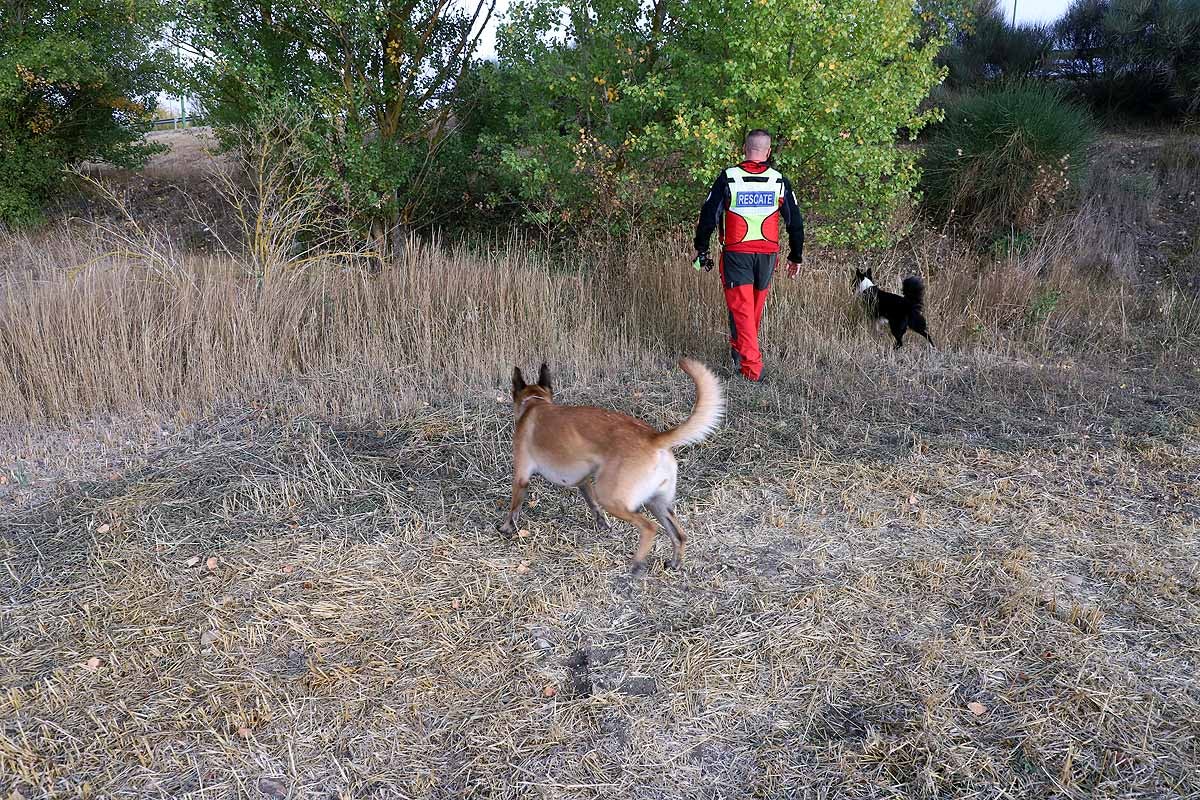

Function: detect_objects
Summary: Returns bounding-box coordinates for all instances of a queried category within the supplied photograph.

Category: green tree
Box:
[485,0,965,247]
[177,0,497,249]
[1054,0,1112,83]
[0,0,173,227]
[940,0,1054,88]
[1104,0,1200,118]
[1052,0,1200,120]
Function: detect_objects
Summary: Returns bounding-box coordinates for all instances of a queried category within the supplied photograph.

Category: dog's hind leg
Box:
[605,505,660,577]
[578,481,611,531]
[647,499,686,570]
[911,317,935,347]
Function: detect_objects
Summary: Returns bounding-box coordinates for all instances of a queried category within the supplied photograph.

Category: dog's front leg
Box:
[497,474,530,537]
[498,446,534,537]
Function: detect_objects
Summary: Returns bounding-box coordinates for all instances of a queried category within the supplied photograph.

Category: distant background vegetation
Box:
[941,0,1200,121]
[1,0,1197,259]
[923,0,1198,240]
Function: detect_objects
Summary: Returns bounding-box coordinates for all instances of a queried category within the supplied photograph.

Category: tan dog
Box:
[498,359,723,575]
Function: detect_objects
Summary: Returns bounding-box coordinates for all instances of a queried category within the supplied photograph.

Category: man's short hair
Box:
[745,129,772,150]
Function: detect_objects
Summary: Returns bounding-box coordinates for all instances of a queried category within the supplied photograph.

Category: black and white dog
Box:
[852,268,934,349]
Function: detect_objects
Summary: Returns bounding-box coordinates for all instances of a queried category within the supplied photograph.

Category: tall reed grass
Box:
[4,210,1188,426]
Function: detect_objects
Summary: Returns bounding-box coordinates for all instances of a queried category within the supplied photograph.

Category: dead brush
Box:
[68,169,183,278]
[2,133,1194,425]
[208,111,376,277]
[1156,133,1200,197]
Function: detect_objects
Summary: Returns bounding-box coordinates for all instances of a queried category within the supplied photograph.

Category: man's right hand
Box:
[694,251,714,272]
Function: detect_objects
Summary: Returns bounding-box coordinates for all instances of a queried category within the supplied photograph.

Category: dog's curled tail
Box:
[654,359,725,449]
[902,276,926,309]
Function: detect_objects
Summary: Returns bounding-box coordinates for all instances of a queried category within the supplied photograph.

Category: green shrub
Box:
[921,84,1097,234]
[1026,288,1062,328]
[177,0,504,251]
[987,230,1034,261]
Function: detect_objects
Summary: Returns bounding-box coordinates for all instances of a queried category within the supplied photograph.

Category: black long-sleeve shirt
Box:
[693,160,804,262]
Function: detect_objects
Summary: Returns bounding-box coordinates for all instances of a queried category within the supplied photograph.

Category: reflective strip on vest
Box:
[723,166,784,246]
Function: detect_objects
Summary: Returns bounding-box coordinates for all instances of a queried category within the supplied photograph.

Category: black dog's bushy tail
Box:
[901,276,925,310]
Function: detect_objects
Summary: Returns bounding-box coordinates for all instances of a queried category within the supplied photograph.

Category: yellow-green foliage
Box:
[488,0,966,246]
[0,1,171,226]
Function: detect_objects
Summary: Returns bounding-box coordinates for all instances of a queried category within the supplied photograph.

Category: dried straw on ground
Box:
[3,352,1198,798]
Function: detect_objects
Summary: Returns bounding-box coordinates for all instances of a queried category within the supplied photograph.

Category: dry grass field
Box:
[1,132,1199,798]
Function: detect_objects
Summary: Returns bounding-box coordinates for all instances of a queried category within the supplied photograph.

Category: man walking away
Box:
[693,129,803,383]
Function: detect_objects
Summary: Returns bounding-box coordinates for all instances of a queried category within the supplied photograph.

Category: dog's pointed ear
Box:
[866,268,874,278]
[512,367,527,397]
[537,363,552,391]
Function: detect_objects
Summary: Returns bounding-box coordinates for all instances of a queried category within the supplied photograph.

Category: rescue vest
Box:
[722,165,784,247]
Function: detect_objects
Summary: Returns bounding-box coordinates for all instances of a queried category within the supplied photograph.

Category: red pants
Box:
[720,251,775,380]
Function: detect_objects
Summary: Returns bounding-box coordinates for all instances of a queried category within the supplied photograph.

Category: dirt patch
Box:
[140,128,230,180]
[1088,134,1200,293]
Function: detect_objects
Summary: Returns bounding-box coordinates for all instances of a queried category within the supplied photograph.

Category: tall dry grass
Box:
[4,129,1200,425]
[2,211,1189,426]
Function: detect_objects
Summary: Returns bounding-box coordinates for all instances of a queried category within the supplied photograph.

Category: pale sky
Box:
[1001,0,1074,24]
[473,0,1077,60]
